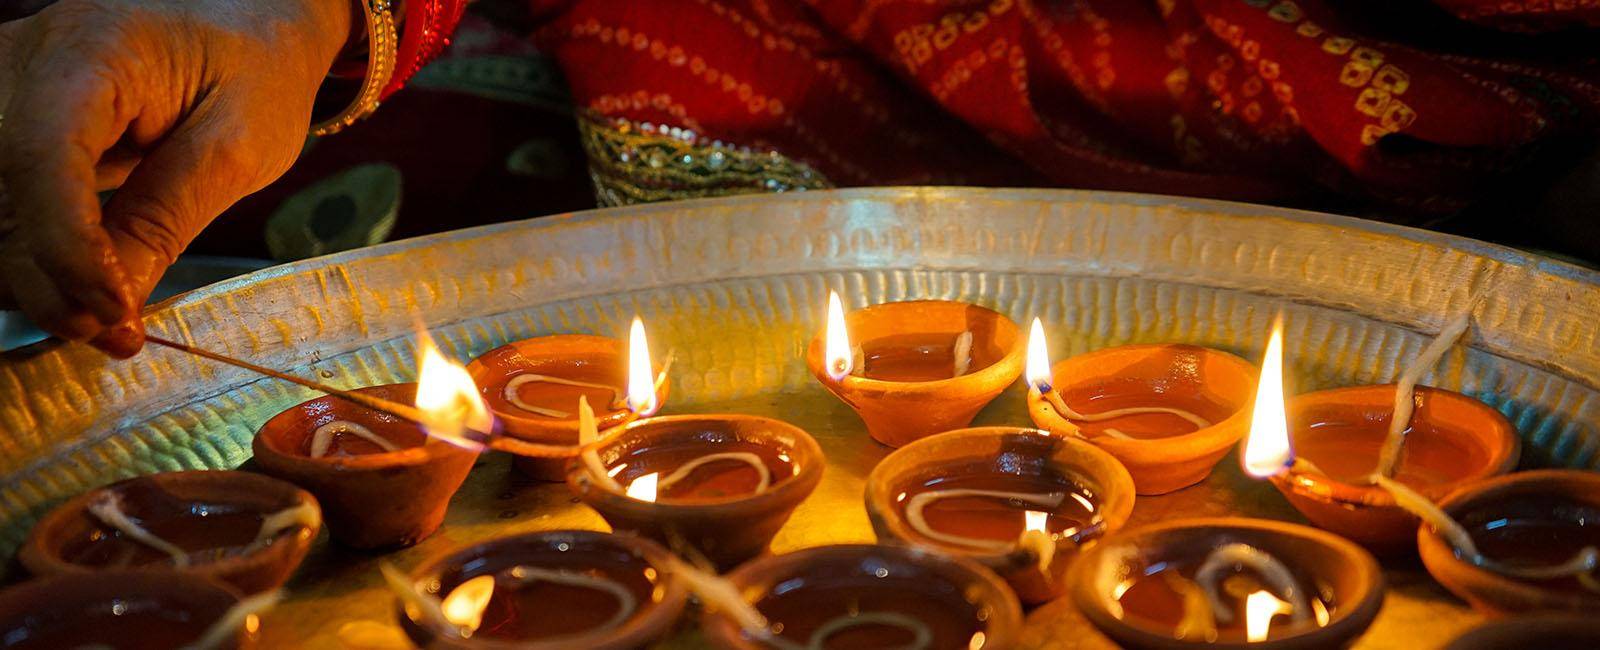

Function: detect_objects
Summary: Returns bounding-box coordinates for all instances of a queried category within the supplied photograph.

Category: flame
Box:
[626,317,659,416]
[415,330,492,450]
[1242,318,1292,478]
[626,472,660,503]
[1025,318,1052,392]
[1024,509,1049,534]
[1245,590,1290,642]
[824,291,852,381]
[441,574,496,635]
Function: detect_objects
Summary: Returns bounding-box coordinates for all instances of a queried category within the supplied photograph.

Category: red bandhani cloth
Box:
[530,0,1600,215]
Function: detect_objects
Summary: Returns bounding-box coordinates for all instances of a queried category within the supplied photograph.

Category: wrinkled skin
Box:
[0,0,349,357]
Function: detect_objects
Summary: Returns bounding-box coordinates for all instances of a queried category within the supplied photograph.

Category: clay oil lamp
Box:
[19,470,319,595]
[700,544,1023,649]
[0,570,278,649]
[1023,319,1257,494]
[253,332,488,549]
[468,318,671,481]
[1415,469,1600,614]
[383,529,689,649]
[806,291,1025,447]
[1241,315,1520,553]
[1446,615,1600,650]
[1068,517,1384,649]
[864,425,1135,604]
[567,395,825,568]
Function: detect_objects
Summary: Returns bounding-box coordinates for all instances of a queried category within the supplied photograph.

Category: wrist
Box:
[298,0,358,70]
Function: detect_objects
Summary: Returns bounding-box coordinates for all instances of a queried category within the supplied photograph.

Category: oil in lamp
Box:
[863,425,1135,604]
[805,292,1025,447]
[252,331,488,549]
[386,529,690,648]
[698,544,1024,649]
[467,318,671,481]
[1023,318,1257,494]
[0,570,276,649]
[19,470,320,595]
[1415,469,1600,614]
[1247,314,1520,552]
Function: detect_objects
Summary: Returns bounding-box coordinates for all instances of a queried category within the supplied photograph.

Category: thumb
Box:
[92,114,274,357]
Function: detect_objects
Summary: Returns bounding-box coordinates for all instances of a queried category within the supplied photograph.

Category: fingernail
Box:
[92,322,145,359]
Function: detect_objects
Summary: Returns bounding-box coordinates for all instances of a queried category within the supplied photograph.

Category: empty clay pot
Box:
[806,300,1025,448]
[253,383,479,549]
[701,544,1023,650]
[864,426,1135,604]
[396,530,690,649]
[20,470,318,595]
[1271,385,1519,554]
[468,335,669,481]
[0,570,252,649]
[567,414,823,569]
[1027,344,1257,495]
[1418,469,1600,615]
[1069,517,1385,650]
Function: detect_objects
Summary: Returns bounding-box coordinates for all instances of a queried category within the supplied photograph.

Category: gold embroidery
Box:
[1355,87,1392,117]
[1322,37,1354,55]
[1381,102,1417,130]
[1351,47,1384,69]
[1295,21,1323,38]
[1340,61,1375,87]
[1372,64,1410,94]
[578,114,831,207]
[1268,1,1303,22]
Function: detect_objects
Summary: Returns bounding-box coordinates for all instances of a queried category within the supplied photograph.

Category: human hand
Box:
[0,0,352,357]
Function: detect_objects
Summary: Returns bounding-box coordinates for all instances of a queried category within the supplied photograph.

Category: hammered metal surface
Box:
[4,187,1600,648]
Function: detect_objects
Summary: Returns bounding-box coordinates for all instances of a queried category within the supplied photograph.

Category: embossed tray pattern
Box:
[2,188,1598,648]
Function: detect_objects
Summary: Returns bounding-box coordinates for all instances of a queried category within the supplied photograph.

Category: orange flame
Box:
[626,472,660,503]
[1245,590,1290,642]
[1025,318,1052,392]
[1024,509,1049,533]
[441,574,496,635]
[626,317,659,416]
[824,291,852,381]
[1241,318,1292,478]
[415,330,493,451]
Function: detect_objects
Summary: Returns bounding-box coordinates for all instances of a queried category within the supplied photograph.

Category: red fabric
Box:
[385,0,472,99]
[530,0,1600,215]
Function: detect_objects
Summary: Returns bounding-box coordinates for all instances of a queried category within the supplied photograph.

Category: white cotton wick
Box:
[808,611,933,650]
[663,557,775,641]
[952,331,974,378]
[250,501,321,548]
[904,489,1066,553]
[503,566,638,633]
[87,492,189,568]
[577,396,626,494]
[380,561,462,640]
[655,453,772,496]
[1193,543,1310,625]
[502,375,576,418]
[178,589,283,650]
[1036,388,1210,438]
[1017,526,1056,576]
[1376,307,1474,478]
[851,345,865,378]
[310,421,401,458]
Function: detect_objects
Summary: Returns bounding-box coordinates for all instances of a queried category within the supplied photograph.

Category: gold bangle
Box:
[311,0,398,137]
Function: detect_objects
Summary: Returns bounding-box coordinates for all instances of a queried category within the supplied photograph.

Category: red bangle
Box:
[382,0,468,100]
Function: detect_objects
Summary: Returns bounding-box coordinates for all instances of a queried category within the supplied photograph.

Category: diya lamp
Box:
[566,390,825,568]
[1067,517,1385,649]
[1243,314,1520,553]
[699,544,1024,650]
[806,292,1025,447]
[1415,469,1600,615]
[863,426,1136,604]
[468,318,672,481]
[253,331,488,549]
[0,570,278,649]
[20,470,319,595]
[385,529,690,649]
[1024,319,1258,494]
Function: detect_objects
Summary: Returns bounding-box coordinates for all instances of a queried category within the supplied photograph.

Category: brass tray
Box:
[4,188,1600,649]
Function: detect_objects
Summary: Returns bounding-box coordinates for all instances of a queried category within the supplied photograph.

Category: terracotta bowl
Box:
[566,414,824,569]
[701,544,1023,650]
[20,470,318,595]
[1027,344,1257,495]
[397,530,690,649]
[468,335,670,481]
[1069,517,1385,650]
[805,300,1025,447]
[1271,385,1520,554]
[253,383,480,549]
[1418,469,1600,615]
[0,570,252,649]
[864,426,1136,604]
[1445,615,1600,649]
